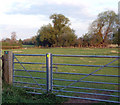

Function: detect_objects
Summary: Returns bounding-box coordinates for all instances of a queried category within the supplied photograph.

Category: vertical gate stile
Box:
[46,53,53,93]
[51,53,53,93]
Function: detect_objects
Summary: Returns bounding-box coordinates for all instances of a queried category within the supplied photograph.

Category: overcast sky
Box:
[0,0,119,40]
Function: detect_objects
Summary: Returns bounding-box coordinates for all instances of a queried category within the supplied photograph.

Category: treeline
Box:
[1,10,119,48]
[23,10,119,48]
[1,32,22,49]
[35,14,77,47]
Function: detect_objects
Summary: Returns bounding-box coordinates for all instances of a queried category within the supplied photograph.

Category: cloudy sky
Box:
[0,0,119,40]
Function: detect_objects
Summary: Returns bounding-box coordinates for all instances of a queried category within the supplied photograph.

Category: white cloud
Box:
[0,0,45,15]
[0,0,119,40]
[0,14,49,27]
[1,25,38,40]
[69,17,92,37]
[0,13,50,40]
[46,0,88,6]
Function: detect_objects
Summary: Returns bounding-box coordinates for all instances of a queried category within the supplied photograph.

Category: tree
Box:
[88,10,119,47]
[112,31,120,45]
[36,24,55,47]
[76,37,83,47]
[82,33,91,47]
[18,39,23,47]
[36,14,77,47]
[50,14,71,46]
[11,32,17,43]
[4,38,11,43]
[61,26,77,47]
[50,14,70,30]
[31,36,37,45]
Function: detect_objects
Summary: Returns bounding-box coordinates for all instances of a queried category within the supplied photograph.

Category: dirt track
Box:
[64,91,112,104]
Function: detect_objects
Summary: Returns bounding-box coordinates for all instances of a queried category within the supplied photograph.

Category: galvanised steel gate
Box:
[13,53,120,103]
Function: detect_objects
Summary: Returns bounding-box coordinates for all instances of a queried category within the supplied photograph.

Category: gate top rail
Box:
[14,54,120,58]
[53,54,120,58]
[14,54,46,56]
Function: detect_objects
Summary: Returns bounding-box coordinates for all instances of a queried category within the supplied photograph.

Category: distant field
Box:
[22,45,35,48]
[2,47,119,55]
[2,47,120,102]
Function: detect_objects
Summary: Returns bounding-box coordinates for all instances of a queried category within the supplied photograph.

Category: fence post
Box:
[46,53,53,93]
[3,51,13,84]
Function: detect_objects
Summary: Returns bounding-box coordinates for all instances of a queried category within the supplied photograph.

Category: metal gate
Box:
[13,53,120,103]
[13,53,49,94]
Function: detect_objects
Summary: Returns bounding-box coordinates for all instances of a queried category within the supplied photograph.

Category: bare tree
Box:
[11,32,17,43]
[88,10,119,47]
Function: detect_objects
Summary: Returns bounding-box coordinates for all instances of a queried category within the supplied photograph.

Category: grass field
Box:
[2,47,120,103]
[22,45,35,48]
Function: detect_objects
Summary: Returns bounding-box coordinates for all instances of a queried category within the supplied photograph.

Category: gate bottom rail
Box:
[53,89,120,98]
[13,81,120,93]
[26,92,120,103]
[13,85,119,98]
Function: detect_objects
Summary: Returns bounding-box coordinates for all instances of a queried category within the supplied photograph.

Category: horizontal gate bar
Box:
[13,81,120,92]
[14,62,45,65]
[15,85,46,90]
[53,78,119,85]
[13,76,119,85]
[14,69,46,73]
[15,86,119,98]
[26,92,120,103]
[14,69,119,77]
[53,63,120,68]
[27,92,42,95]
[56,95,120,103]
[14,54,120,58]
[53,54,120,58]
[13,81,46,86]
[53,72,120,77]
[53,84,120,92]
[14,85,120,98]
[14,75,46,80]
[14,54,46,56]
[14,62,120,68]
[53,89,120,98]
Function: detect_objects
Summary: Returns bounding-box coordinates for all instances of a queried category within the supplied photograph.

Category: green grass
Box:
[2,47,120,103]
[22,45,35,48]
[2,82,66,104]
[2,47,119,55]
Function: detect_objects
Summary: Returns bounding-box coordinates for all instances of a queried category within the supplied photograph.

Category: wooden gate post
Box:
[3,51,13,84]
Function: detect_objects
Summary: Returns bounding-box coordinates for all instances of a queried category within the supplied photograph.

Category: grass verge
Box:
[2,82,67,104]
